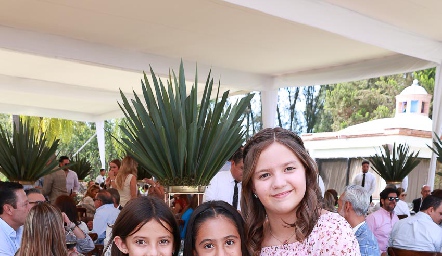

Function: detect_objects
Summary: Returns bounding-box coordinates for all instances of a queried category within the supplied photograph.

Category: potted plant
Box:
[369,143,421,185]
[70,155,92,181]
[427,131,442,163]
[0,119,59,184]
[118,61,253,190]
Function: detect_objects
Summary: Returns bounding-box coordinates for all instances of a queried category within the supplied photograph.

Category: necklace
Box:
[268,225,297,245]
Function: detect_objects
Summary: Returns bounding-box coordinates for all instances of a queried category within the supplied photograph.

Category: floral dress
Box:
[260,212,361,256]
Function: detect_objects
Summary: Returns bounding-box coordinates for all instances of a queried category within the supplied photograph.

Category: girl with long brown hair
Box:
[241,128,360,255]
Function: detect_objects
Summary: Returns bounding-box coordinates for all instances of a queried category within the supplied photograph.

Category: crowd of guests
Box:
[1,127,442,256]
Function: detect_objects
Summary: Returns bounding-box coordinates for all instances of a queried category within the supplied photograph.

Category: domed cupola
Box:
[395,79,432,117]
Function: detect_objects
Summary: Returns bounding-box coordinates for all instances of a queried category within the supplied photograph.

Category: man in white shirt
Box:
[0,182,31,256]
[352,160,376,203]
[95,169,106,186]
[389,195,442,252]
[204,147,243,211]
[59,156,79,197]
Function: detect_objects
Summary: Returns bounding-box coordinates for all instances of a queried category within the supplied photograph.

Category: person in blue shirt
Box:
[0,182,31,256]
[338,184,380,256]
[179,194,198,239]
[89,190,120,244]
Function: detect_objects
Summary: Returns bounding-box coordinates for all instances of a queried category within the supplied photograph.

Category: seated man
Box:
[366,187,399,254]
[107,188,123,210]
[0,182,31,256]
[389,195,442,252]
[338,185,379,256]
[25,188,47,205]
[89,190,120,244]
[412,185,431,213]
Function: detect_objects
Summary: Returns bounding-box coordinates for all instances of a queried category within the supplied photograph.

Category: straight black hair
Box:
[183,200,247,256]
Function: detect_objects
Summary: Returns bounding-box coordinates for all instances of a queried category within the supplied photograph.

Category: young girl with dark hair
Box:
[183,200,247,256]
[110,196,180,256]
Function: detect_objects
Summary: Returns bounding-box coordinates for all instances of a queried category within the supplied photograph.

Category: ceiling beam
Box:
[224,0,442,63]
[0,25,272,91]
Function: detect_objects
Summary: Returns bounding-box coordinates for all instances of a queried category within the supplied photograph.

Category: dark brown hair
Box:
[109,196,180,256]
[54,195,79,225]
[241,128,322,255]
[110,159,121,169]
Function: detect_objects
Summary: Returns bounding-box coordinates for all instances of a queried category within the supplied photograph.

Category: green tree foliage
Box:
[304,85,327,133]
[276,87,300,132]
[413,68,435,118]
[323,75,409,131]
[21,116,74,144]
[245,92,262,140]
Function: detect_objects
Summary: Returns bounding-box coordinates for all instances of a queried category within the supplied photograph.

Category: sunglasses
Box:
[387,197,399,202]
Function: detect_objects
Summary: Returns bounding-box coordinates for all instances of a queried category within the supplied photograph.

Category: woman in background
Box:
[54,195,95,254]
[394,187,410,217]
[114,156,138,207]
[323,191,337,213]
[179,194,198,239]
[109,196,180,256]
[16,203,71,256]
[106,159,121,189]
[80,184,99,218]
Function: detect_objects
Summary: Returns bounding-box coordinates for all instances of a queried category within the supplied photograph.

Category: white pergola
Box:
[0,0,441,187]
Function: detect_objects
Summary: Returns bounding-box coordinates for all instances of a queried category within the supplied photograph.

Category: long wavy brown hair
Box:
[17,203,67,256]
[241,127,322,255]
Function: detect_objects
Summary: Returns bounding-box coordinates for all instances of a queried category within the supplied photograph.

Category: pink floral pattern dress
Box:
[260,212,361,256]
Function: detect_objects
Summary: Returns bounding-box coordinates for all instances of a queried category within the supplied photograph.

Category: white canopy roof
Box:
[0,0,441,122]
[2,0,442,187]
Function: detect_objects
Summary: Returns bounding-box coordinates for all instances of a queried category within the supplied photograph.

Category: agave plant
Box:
[118,61,253,186]
[70,155,92,180]
[369,143,421,182]
[136,164,152,180]
[0,119,59,183]
[427,132,442,163]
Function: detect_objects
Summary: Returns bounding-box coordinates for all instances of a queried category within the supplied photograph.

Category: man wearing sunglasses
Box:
[388,195,442,252]
[25,188,47,205]
[366,187,399,254]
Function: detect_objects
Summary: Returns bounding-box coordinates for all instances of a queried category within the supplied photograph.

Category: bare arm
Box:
[130,175,137,199]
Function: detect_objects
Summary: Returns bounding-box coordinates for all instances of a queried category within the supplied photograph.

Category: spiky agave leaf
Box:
[117,61,253,186]
[427,132,442,163]
[0,119,59,182]
[369,143,421,182]
[70,155,92,180]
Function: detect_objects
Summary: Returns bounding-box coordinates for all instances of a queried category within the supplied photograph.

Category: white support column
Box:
[427,64,442,190]
[96,120,106,169]
[261,89,278,129]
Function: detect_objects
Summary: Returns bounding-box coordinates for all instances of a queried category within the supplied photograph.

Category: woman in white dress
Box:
[114,156,138,207]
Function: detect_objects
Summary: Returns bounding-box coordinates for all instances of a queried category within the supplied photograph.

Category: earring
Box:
[254,193,258,198]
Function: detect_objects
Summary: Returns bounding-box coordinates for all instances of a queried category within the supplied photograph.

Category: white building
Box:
[302,80,436,201]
